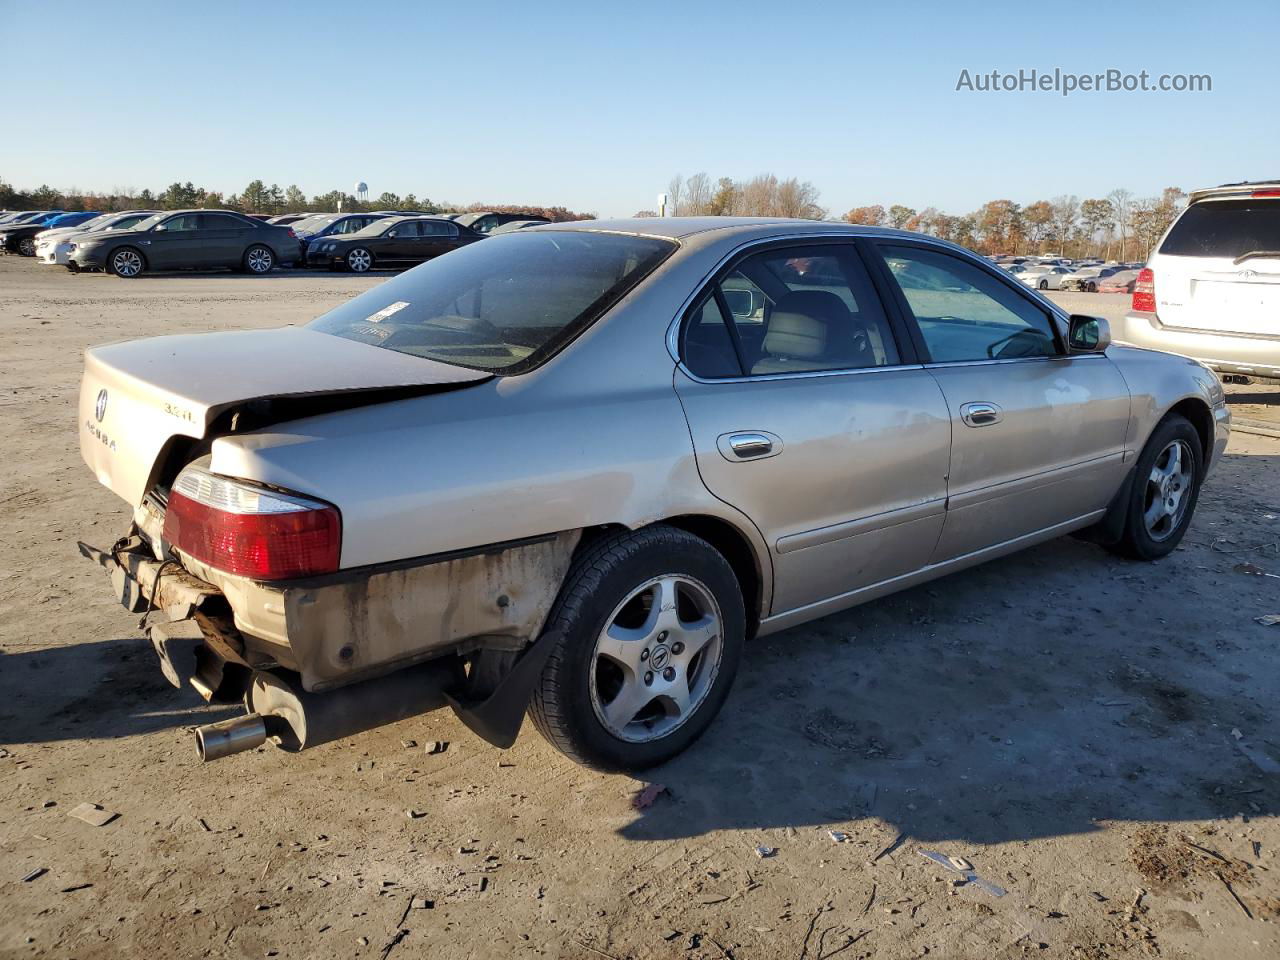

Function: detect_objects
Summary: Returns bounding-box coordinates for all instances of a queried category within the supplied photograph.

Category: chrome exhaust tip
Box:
[195,713,268,762]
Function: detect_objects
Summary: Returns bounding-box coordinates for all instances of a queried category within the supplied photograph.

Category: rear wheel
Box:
[1109,414,1203,560]
[108,247,145,278]
[1086,281,1097,292]
[346,247,373,273]
[17,237,36,257]
[1038,279,1049,290]
[244,244,274,275]
[530,526,745,771]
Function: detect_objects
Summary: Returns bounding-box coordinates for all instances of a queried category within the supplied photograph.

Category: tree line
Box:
[0,177,595,223]
[638,173,826,220]
[843,188,1186,261]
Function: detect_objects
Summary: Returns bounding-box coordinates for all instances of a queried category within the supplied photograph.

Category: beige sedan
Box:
[78,218,1229,771]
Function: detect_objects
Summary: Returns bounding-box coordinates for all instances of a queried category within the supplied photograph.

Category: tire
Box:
[1086,281,1097,292]
[17,237,36,257]
[1038,279,1048,290]
[346,247,373,273]
[244,244,274,275]
[1108,414,1203,561]
[108,246,146,278]
[529,526,745,771]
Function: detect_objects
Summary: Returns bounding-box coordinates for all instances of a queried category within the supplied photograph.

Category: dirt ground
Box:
[2,257,1278,960]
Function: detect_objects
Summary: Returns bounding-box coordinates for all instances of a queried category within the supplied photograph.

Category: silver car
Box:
[78,218,1230,771]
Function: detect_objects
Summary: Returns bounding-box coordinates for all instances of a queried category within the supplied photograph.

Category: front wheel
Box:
[244,244,274,275]
[529,526,745,771]
[1038,279,1049,290]
[346,247,373,273]
[17,237,36,257]
[108,247,146,278]
[1109,414,1203,560]
[1086,281,1097,292]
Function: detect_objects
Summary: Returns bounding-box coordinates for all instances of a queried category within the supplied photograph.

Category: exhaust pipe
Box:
[195,713,268,761]
[194,658,461,762]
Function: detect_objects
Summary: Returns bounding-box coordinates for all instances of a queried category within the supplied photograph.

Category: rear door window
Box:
[681,244,900,378]
[1159,199,1280,259]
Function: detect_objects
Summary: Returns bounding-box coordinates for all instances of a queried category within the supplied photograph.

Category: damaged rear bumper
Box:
[78,530,579,757]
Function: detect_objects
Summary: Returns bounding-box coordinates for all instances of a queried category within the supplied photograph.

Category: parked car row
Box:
[0,207,552,277]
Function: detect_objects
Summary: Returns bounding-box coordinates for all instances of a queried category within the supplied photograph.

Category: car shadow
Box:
[73,268,400,280]
[0,636,237,747]
[619,450,1280,846]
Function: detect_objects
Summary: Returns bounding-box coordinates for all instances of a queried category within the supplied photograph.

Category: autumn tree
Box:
[888,205,916,229]
[1106,188,1133,260]
[1050,195,1080,255]
[1021,200,1053,250]
[844,204,886,226]
[1078,199,1113,254]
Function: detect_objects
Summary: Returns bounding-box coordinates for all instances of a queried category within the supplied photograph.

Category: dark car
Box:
[0,211,66,254]
[453,211,551,234]
[66,210,301,278]
[1061,266,1124,292]
[292,212,405,260]
[307,216,483,272]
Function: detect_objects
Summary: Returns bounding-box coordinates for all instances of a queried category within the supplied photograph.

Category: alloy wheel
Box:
[589,574,724,743]
[18,237,36,256]
[246,246,273,273]
[112,249,143,277]
[347,248,372,272]
[1143,439,1194,541]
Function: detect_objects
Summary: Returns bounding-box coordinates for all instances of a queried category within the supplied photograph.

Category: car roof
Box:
[525,216,924,243]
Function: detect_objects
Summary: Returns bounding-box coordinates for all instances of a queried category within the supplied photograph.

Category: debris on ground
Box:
[754,845,777,859]
[400,739,417,749]
[1253,614,1280,626]
[67,802,117,827]
[424,741,448,755]
[21,868,47,882]
[872,831,906,863]
[1234,562,1280,578]
[631,783,668,810]
[918,849,1007,897]
[405,809,426,820]
[827,830,851,843]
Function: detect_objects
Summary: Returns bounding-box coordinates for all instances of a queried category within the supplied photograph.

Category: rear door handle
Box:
[718,432,783,461]
[960,402,1002,427]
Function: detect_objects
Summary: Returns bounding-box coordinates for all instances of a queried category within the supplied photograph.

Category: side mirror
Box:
[1068,315,1111,353]
[153,223,167,232]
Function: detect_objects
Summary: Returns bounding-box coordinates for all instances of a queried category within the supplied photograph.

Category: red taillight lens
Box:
[162,467,340,581]
[1251,189,1280,198]
[287,227,297,239]
[1132,267,1156,312]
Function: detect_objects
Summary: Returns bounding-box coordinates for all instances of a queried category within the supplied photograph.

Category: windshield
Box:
[1159,199,1280,258]
[310,230,675,374]
[130,213,168,231]
[292,215,333,236]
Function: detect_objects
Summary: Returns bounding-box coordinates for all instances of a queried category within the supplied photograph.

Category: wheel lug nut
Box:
[644,671,653,685]
[658,631,668,642]
[662,667,676,682]
[640,648,649,661]
[671,642,685,655]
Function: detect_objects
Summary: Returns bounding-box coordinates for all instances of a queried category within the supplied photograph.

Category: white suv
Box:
[1118,181,1280,378]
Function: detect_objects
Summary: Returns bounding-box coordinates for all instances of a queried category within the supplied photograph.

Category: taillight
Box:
[1252,189,1280,198]
[162,465,340,581]
[1132,267,1156,313]
[287,228,297,239]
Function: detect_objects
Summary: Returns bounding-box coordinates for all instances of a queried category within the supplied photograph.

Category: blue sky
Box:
[2,0,1276,217]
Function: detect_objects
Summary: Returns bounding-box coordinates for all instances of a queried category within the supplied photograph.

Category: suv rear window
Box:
[1159,199,1280,258]
[310,231,675,374]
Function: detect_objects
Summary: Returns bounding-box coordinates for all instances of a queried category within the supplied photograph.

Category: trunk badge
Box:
[95,389,109,422]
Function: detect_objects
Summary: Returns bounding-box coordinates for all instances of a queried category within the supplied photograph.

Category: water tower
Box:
[355,181,369,204]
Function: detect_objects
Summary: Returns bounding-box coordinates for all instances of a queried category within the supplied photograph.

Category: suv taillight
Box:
[162,465,340,581]
[1132,268,1156,313]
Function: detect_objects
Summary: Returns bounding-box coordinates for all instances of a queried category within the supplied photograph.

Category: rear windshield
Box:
[309,230,675,374]
[1159,199,1280,258]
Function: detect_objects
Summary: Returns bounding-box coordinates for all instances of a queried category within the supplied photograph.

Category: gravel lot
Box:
[2,256,1278,959]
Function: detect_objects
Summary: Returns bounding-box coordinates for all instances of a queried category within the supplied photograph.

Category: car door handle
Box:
[959,402,1002,427]
[718,432,782,461]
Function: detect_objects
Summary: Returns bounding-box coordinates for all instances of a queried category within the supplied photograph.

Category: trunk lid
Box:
[1153,254,1280,336]
[80,326,490,506]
